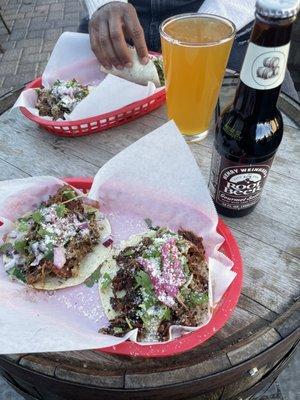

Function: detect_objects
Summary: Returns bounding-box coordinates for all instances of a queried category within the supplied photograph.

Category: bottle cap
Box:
[256,0,300,19]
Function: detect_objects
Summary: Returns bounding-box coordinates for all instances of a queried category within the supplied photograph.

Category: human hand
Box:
[89,2,149,70]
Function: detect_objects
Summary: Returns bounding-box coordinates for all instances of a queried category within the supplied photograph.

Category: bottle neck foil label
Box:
[209,150,275,211]
[240,42,290,90]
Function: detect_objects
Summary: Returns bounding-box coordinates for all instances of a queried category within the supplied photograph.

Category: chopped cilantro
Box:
[180,287,209,308]
[85,267,101,288]
[37,227,48,238]
[162,307,171,321]
[143,248,161,259]
[180,287,189,299]
[101,272,112,290]
[0,242,11,254]
[190,292,209,306]
[84,205,97,215]
[113,327,124,334]
[139,305,168,327]
[62,189,77,200]
[135,270,153,293]
[153,58,165,86]
[122,248,135,257]
[31,211,43,224]
[44,248,54,261]
[56,204,67,218]
[14,240,28,253]
[66,79,75,88]
[7,267,26,283]
[142,290,156,310]
[17,220,29,232]
[140,313,151,326]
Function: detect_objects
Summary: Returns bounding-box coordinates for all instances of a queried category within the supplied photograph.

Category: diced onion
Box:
[102,236,113,247]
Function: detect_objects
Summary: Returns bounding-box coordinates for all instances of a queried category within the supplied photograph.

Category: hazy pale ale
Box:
[160,14,235,141]
[209,0,299,217]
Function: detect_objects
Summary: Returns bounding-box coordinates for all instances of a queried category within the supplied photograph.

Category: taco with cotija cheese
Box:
[99,227,210,342]
[0,185,112,290]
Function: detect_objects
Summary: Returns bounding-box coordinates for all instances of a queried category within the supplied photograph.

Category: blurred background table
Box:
[0,76,299,400]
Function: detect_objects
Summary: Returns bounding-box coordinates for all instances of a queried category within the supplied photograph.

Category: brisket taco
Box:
[0,185,112,290]
[99,227,210,342]
[100,48,165,88]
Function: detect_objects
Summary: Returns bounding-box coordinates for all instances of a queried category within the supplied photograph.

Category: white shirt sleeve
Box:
[198,0,256,31]
[84,0,128,18]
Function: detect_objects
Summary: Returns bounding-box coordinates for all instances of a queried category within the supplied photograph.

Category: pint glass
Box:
[160,14,236,141]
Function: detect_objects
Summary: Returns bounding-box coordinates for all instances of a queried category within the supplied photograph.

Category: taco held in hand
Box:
[99,227,210,342]
[0,185,111,290]
[100,48,165,88]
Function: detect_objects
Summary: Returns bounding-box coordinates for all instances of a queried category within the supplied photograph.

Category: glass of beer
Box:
[160,14,236,141]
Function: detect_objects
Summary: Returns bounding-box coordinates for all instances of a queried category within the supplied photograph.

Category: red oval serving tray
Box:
[65,177,243,358]
[21,64,166,138]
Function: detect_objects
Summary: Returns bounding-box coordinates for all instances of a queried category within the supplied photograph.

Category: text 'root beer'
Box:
[209,0,299,218]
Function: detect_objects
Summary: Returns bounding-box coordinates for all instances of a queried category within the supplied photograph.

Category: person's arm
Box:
[198,0,256,31]
[85,0,127,18]
[84,0,148,69]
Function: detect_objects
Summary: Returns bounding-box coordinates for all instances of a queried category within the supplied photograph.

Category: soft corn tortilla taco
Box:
[99,227,210,342]
[0,185,112,290]
[100,48,164,88]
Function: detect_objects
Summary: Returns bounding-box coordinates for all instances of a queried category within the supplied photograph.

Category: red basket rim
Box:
[64,178,243,358]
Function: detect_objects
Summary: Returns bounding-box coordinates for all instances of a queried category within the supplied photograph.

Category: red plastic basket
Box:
[0,177,242,358]
[20,78,166,138]
[65,177,243,358]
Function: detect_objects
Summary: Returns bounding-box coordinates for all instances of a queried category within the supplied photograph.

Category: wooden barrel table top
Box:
[0,77,299,400]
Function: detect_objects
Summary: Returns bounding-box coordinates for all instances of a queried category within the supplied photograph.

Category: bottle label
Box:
[240,42,290,90]
[209,150,274,211]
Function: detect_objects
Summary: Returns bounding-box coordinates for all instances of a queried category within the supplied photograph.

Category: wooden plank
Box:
[234,230,299,314]
[211,306,268,345]
[0,117,99,177]
[227,328,281,365]
[0,158,29,179]
[54,364,125,388]
[41,350,124,370]
[222,364,270,399]
[278,93,300,126]
[124,354,230,389]
[189,390,224,400]
[19,355,58,377]
[237,294,278,323]
[273,302,300,338]
[1,354,25,363]
[224,212,300,260]
[8,110,148,167]
[189,388,223,400]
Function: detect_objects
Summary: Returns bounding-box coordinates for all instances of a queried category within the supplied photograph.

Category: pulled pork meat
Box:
[28,186,100,284]
[2,185,102,286]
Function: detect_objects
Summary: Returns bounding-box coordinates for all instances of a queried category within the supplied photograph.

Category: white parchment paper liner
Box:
[0,121,236,354]
[12,32,162,121]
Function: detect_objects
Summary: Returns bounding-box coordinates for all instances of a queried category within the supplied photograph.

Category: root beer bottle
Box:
[209,0,299,217]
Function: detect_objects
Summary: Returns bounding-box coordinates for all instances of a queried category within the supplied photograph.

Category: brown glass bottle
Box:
[209,0,298,217]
